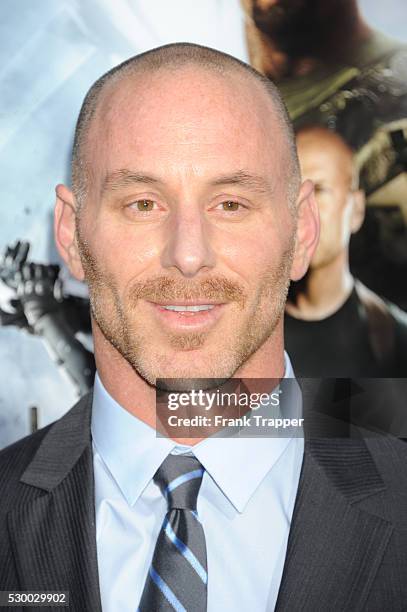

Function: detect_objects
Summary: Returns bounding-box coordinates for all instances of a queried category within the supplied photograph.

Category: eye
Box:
[314,184,332,196]
[218,201,243,212]
[131,199,156,211]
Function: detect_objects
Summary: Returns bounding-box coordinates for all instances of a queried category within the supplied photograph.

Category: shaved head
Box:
[71,42,300,207]
[297,125,360,190]
[296,124,364,271]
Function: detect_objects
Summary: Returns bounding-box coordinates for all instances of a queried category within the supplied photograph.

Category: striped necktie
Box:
[138,454,208,612]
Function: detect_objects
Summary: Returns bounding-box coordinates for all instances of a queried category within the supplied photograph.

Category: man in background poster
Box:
[285,125,407,376]
[242,0,407,308]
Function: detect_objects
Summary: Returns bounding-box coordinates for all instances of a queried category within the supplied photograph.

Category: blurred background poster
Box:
[1,0,406,448]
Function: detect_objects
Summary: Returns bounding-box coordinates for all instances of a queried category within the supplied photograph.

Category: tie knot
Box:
[154,454,205,511]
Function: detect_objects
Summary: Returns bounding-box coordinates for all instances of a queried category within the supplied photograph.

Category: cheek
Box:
[89,216,161,279]
[318,203,340,239]
[217,223,288,286]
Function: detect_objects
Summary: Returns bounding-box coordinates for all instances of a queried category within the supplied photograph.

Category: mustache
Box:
[128,275,247,307]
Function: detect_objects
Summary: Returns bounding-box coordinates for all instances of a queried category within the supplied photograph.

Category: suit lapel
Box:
[275,380,394,612]
[8,393,102,612]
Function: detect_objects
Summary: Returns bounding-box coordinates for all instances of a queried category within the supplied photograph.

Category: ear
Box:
[54,184,85,281]
[350,189,366,234]
[290,179,320,281]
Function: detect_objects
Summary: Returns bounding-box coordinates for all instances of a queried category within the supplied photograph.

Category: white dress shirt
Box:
[91,354,304,611]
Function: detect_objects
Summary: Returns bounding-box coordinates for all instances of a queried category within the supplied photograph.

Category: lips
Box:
[161,304,215,313]
[147,300,226,330]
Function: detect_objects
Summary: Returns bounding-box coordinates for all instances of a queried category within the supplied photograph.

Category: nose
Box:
[161,206,216,277]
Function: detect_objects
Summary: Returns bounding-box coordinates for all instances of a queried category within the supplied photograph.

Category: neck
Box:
[93,321,286,445]
[286,252,354,320]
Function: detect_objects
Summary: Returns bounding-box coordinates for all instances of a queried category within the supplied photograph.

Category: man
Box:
[0,43,406,612]
[242,0,407,308]
[285,125,407,376]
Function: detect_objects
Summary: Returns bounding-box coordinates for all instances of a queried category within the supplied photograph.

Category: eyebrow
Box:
[101,168,274,197]
[101,169,162,196]
[209,171,274,195]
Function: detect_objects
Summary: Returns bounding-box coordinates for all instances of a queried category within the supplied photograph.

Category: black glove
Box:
[0,240,30,288]
[16,262,62,327]
[0,240,31,329]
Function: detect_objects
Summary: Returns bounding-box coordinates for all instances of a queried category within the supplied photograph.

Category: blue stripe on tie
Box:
[149,566,187,612]
[191,510,201,522]
[165,468,204,497]
[163,518,208,584]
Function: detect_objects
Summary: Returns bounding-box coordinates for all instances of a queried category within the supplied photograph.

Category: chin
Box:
[136,348,238,389]
[155,376,230,393]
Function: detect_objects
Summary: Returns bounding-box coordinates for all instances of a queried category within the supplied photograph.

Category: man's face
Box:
[296,128,360,270]
[72,68,298,386]
[251,0,352,62]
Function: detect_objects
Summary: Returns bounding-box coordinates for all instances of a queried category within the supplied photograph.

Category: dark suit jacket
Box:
[1,385,407,611]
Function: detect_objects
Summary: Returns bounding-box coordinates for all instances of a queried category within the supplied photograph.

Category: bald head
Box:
[296,124,365,270]
[71,42,300,206]
[296,125,359,190]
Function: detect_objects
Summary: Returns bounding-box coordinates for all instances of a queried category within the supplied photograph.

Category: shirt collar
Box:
[192,353,301,512]
[91,351,301,512]
[91,373,176,506]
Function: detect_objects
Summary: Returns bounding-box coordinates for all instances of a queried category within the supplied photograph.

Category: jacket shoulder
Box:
[0,424,55,518]
[0,421,55,476]
[0,391,93,514]
[0,424,53,484]
[366,433,407,460]
[365,434,407,503]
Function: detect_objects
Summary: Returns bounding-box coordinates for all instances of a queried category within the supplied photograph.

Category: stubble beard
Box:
[76,228,294,389]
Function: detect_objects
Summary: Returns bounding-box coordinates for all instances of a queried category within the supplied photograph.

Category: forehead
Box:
[88,66,287,178]
[297,130,354,178]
